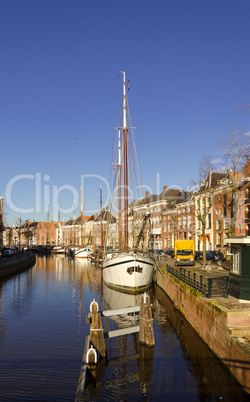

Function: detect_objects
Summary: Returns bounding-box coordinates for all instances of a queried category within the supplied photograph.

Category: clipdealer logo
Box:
[4,171,191,220]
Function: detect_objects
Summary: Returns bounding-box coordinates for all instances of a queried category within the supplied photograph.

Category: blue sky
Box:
[1,0,250,225]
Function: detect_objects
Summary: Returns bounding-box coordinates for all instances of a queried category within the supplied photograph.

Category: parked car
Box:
[195,251,203,260]
[9,247,17,254]
[164,249,174,257]
[206,250,222,262]
[2,249,12,257]
[214,250,225,261]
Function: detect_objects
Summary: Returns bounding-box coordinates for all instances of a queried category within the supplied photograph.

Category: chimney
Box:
[163,185,169,191]
[145,191,150,196]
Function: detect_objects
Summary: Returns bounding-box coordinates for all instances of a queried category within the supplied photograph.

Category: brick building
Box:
[36,221,58,245]
[162,196,195,249]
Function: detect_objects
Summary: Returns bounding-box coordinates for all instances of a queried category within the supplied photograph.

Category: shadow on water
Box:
[80,283,250,401]
[154,284,250,402]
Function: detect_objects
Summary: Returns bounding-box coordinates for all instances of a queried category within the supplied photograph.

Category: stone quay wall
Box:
[154,267,250,394]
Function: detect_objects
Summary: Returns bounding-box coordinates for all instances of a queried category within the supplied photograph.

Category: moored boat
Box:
[74,247,92,258]
[51,246,65,254]
[103,72,155,293]
[103,251,154,293]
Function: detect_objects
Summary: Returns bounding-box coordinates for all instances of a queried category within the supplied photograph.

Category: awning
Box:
[200,234,211,242]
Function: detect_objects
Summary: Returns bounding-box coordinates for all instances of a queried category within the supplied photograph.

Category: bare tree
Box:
[192,155,214,263]
[218,130,250,235]
[23,224,33,249]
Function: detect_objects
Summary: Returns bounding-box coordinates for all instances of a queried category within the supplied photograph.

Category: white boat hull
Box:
[52,247,65,254]
[103,252,154,293]
[74,247,92,258]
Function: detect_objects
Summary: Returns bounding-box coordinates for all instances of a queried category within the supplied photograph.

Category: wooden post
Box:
[90,300,106,358]
[86,345,97,379]
[139,292,155,347]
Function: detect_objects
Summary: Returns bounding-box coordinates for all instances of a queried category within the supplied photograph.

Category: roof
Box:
[131,189,191,208]
[95,210,116,223]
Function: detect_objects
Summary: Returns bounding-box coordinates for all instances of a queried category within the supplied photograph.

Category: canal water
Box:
[0,255,249,401]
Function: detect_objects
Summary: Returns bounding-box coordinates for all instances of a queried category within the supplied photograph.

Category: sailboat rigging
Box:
[103,71,155,293]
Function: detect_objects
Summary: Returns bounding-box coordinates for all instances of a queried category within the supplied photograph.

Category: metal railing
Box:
[166,264,229,298]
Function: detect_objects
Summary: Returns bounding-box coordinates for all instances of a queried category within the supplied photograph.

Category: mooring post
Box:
[139,292,155,347]
[90,299,106,358]
[86,345,98,379]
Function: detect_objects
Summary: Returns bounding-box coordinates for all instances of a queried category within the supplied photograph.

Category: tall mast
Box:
[100,185,103,252]
[73,199,75,247]
[80,186,83,247]
[47,202,49,245]
[118,128,122,246]
[80,185,83,217]
[121,71,128,249]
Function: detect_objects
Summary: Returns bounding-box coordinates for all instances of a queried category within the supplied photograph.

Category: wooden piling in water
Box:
[76,294,155,400]
[139,292,155,347]
[89,299,106,358]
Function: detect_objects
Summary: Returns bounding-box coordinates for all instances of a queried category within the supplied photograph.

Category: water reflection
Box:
[0,255,103,401]
[154,285,250,401]
[0,256,248,401]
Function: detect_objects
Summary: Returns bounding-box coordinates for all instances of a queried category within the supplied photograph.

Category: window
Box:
[216,233,221,247]
[183,216,187,229]
[224,219,229,230]
[168,222,171,232]
[178,217,182,229]
[183,208,186,213]
[232,248,241,274]
[188,207,191,213]
[223,206,227,218]
[216,220,221,230]
[207,213,211,229]
[188,216,192,229]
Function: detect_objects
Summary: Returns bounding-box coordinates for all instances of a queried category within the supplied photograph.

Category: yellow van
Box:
[174,240,195,266]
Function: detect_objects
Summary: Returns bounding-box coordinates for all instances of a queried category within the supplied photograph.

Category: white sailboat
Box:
[74,247,92,258]
[103,72,155,293]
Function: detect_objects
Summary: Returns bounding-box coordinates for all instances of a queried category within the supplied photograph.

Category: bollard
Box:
[86,345,97,378]
[89,299,106,358]
[139,292,155,347]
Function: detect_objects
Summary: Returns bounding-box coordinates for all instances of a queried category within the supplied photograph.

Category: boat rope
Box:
[139,317,153,322]
[90,328,103,331]
[127,101,144,198]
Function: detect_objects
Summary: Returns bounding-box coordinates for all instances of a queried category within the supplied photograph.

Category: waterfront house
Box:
[93,209,116,249]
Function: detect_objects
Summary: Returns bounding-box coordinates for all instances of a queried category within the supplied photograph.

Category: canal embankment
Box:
[154,259,250,395]
[0,252,36,279]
